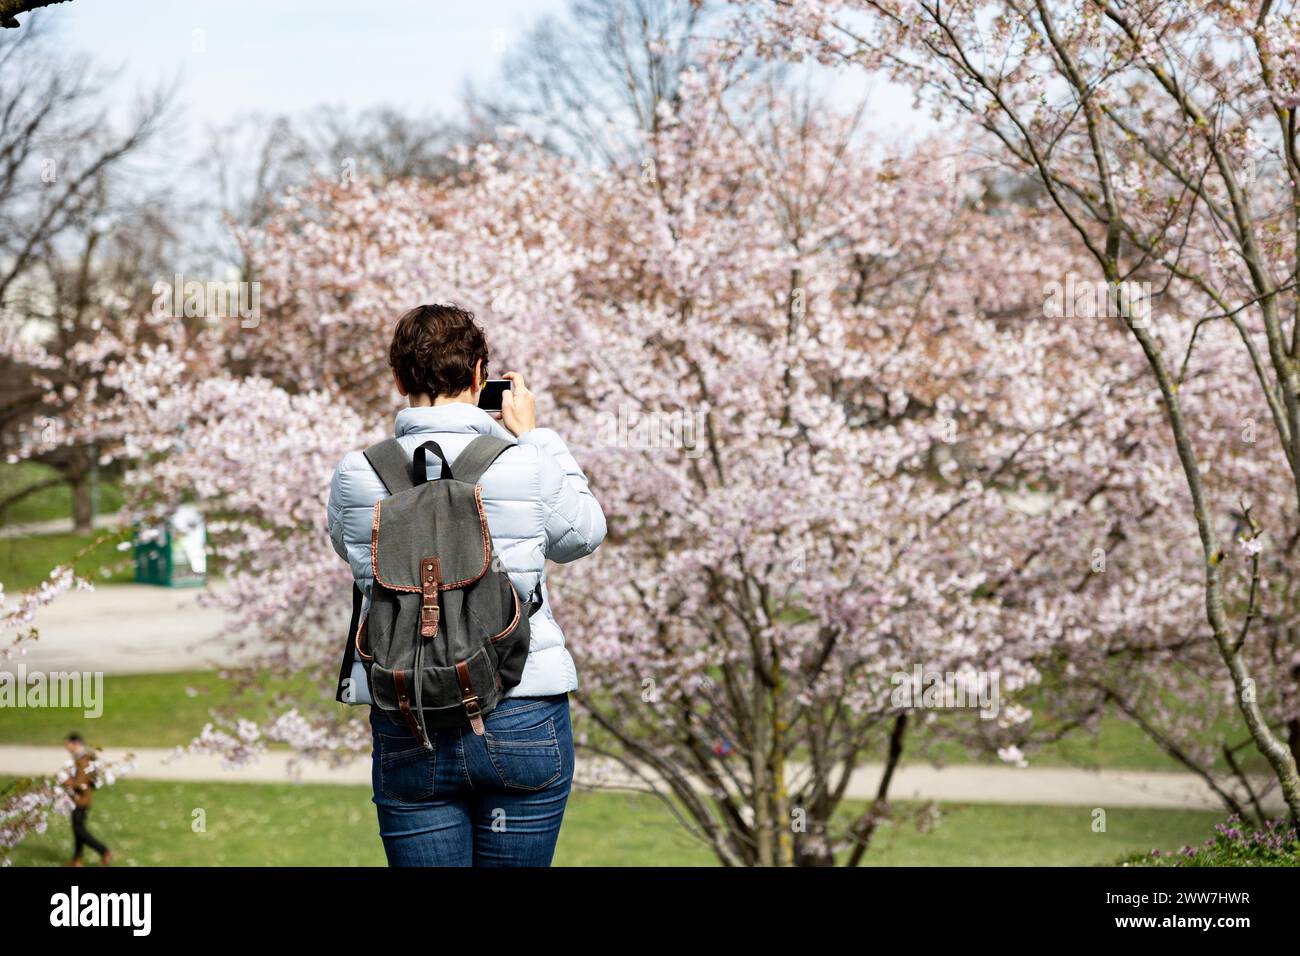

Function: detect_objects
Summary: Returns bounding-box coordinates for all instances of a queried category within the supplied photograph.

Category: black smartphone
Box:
[477,378,512,414]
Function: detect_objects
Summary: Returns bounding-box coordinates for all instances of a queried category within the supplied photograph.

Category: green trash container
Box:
[134,505,206,588]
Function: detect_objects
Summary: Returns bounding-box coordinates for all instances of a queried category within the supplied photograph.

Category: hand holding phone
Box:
[499,371,535,437]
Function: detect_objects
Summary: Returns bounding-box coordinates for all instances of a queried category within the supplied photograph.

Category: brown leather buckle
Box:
[454,659,486,736]
[420,556,441,639]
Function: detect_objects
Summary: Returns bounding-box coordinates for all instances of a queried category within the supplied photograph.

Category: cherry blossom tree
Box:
[734,0,1300,823]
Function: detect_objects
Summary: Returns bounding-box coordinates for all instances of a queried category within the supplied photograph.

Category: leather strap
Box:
[420,556,441,639]
[455,660,485,736]
[354,613,372,660]
[393,670,429,746]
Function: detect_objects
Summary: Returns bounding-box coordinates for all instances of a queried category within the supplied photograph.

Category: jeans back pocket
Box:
[484,713,562,792]
[378,732,436,802]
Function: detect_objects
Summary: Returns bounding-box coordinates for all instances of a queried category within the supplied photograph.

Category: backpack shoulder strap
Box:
[450,435,515,485]
[362,438,414,494]
[334,583,364,704]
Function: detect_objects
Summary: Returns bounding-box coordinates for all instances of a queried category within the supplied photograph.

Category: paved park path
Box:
[18,581,282,673]
[0,744,1279,812]
[4,583,1282,811]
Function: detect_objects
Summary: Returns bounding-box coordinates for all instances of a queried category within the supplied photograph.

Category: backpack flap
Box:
[371,482,491,594]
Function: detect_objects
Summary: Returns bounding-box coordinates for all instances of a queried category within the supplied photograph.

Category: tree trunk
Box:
[845,712,909,866]
[0,0,73,29]
[70,474,92,533]
[1124,316,1300,825]
[68,450,92,533]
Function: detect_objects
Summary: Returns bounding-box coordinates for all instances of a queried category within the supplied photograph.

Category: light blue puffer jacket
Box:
[326,403,606,701]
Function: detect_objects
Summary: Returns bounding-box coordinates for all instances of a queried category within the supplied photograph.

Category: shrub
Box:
[1126,815,1300,867]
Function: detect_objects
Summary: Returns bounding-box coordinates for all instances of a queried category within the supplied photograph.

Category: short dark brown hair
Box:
[389,304,489,400]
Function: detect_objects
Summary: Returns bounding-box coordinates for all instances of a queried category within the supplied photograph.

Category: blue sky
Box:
[60,0,569,124]
[55,0,931,140]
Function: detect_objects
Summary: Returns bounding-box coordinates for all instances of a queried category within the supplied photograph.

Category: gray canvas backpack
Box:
[341,435,538,746]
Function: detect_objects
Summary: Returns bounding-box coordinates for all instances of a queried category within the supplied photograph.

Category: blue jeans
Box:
[368,693,574,867]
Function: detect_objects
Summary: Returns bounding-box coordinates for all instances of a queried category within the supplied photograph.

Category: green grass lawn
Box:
[909,710,1266,774]
[0,528,135,591]
[1,777,716,867]
[859,802,1225,866]
[0,775,1226,867]
[0,670,323,748]
[0,460,132,591]
[0,461,123,527]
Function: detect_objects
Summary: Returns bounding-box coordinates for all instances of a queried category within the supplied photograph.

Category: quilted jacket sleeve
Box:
[327,450,387,599]
[517,427,607,564]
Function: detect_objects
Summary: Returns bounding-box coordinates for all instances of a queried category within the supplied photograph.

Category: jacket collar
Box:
[394,403,515,441]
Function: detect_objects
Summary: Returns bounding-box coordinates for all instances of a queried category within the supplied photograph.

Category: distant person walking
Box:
[63,733,111,867]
